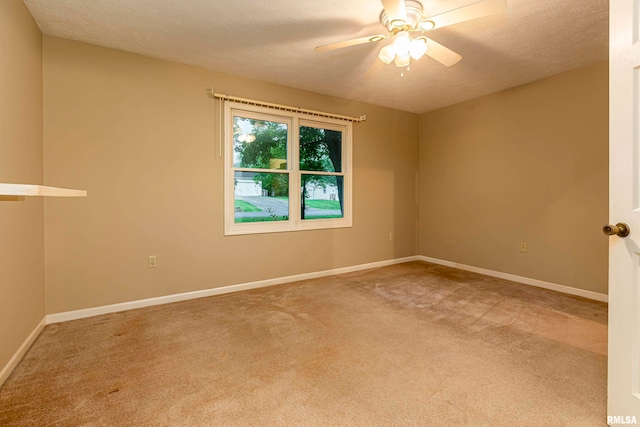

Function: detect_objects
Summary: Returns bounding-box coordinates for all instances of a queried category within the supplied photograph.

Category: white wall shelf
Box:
[0,183,87,197]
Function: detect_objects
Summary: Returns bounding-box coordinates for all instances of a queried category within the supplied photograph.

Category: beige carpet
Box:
[0,261,607,426]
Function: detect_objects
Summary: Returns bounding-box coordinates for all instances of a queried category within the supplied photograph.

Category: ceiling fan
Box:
[315,0,507,70]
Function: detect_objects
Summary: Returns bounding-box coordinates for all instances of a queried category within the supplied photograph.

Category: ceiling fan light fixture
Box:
[393,31,411,56]
[378,44,396,64]
[314,0,504,73]
[418,20,435,31]
[409,37,428,60]
[394,53,410,68]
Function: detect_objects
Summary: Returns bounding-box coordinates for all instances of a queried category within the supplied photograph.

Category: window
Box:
[224,102,352,235]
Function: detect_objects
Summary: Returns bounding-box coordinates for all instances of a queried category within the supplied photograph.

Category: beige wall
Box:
[43,36,419,313]
[0,1,45,371]
[0,7,610,379]
[419,62,609,294]
[40,36,608,314]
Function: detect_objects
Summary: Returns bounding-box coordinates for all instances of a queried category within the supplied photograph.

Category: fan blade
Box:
[315,35,387,52]
[381,0,407,23]
[424,0,506,30]
[425,38,462,67]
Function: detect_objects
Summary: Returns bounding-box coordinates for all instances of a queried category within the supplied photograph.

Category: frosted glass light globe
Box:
[409,38,428,60]
[393,31,411,56]
[394,53,410,68]
[378,44,396,64]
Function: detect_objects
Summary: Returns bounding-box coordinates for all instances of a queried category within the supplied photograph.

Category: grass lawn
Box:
[235,200,261,212]
[304,200,341,210]
[235,214,340,223]
[235,216,288,223]
[304,215,343,219]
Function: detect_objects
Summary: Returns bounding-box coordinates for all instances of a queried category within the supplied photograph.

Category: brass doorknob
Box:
[603,223,630,237]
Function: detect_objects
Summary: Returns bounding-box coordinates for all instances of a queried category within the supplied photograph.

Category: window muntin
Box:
[225,103,352,235]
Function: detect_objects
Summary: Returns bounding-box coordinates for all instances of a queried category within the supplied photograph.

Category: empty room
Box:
[3,0,635,425]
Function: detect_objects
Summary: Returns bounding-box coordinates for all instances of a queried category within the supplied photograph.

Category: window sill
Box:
[225,217,352,236]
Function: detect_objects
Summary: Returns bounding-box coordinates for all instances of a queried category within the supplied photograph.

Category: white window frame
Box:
[224,101,352,236]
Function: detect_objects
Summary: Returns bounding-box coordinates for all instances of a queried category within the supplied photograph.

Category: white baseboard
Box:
[47,256,421,324]
[0,316,47,387]
[417,255,608,303]
[4,257,417,382]
[2,255,605,386]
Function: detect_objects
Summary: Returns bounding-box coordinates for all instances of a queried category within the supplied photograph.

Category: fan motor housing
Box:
[380,0,424,31]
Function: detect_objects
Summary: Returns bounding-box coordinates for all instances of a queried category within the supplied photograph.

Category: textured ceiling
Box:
[23,0,609,114]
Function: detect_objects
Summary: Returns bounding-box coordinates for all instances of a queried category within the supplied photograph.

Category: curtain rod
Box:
[206,88,366,123]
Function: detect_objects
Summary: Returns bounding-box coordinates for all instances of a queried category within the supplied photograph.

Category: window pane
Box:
[234,117,288,169]
[299,126,342,172]
[300,174,343,220]
[234,171,289,223]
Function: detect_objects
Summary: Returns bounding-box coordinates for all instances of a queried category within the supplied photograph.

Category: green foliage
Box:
[235,119,289,197]
[299,126,335,172]
[263,207,288,221]
[235,119,287,169]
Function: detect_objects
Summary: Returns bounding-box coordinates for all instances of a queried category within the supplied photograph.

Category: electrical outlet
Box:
[148,255,157,268]
[389,232,394,241]
[520,242,527,253]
